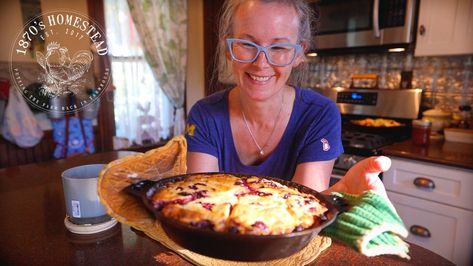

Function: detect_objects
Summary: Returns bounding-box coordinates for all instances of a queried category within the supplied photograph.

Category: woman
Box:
[185,0,388,196]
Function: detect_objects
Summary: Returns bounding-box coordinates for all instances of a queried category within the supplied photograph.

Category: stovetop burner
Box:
[342,131,391,150]
[341,131,398,156]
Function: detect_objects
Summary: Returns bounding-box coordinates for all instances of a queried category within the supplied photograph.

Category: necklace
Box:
[240,92,284,157]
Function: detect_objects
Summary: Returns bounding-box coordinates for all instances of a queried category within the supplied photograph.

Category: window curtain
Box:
[127,0,187,136]
[104,0,173,145]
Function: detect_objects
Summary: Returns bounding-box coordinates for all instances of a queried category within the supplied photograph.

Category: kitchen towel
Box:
[1,86,43,148]
[321,191,410,259]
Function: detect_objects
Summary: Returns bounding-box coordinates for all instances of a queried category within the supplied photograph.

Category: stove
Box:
[319,87,423,185]
[343,131,391,154]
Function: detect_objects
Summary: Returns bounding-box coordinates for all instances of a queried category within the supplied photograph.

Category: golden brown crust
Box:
[98,137,327,236]
[151,174,328,235]
[351,118,402,127]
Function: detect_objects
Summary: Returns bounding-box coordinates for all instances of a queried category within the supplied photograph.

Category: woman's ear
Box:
[293,41,309,67]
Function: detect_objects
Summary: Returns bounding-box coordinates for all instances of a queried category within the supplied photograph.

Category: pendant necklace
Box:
[240,92,284,157]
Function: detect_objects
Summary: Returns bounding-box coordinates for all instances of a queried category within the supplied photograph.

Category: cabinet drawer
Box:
[388,192,473,266]
[384,157,473,210]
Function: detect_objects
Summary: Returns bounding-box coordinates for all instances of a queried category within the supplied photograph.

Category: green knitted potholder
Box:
[321,191,410,259]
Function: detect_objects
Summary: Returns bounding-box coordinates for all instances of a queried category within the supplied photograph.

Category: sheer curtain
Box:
[127,0,187,136]
[104,0,173,146]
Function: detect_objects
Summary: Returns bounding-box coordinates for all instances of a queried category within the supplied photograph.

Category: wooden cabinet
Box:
[384,157,473,265]
[415,0,473,56]
[383,157,473,210]
[388,192,473,266]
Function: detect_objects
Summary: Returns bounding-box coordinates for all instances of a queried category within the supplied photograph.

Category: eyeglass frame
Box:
[226,38,302,67]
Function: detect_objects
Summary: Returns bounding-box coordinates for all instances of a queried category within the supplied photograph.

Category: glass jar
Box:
[412,120,432,145]
[458,105,472,129]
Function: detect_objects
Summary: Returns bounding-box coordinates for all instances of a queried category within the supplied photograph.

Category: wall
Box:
[307,53,473,113]
[0,1,25,62]
[186,0,205,113]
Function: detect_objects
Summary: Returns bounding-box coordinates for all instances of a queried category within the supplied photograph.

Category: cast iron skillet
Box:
[126,173,347,261]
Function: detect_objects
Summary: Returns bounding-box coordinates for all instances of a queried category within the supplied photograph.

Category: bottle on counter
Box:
[400,54,413,89]
[412,120,432,145]
[458,105,472,129]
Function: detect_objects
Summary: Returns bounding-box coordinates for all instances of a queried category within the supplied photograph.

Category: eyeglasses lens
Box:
[231,41,296,66]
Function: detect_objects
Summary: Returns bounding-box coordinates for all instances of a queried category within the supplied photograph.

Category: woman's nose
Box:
[253,50,270,67]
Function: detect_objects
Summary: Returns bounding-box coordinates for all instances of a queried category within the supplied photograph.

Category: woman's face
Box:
[230,0,303,101]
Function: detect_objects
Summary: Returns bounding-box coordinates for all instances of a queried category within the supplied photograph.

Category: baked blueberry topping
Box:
[177,190,208,199]
[235,191,273,197]
[153,197,193,210]
[188,182,206,190]
[190,219,214,230]
[193,190,208,199]
[252,221,268,232]
[149,175,329,235]
[228,226,240,234]
[201,202,214,211]
[294,226,304,232]
[251,191,272,197]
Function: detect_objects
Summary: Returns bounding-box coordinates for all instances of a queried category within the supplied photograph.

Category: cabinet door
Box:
[383,157,473,210]
[415,0,473,56]
[388,192,473,266]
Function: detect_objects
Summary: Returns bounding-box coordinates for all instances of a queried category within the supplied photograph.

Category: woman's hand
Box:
[324,156,391,197]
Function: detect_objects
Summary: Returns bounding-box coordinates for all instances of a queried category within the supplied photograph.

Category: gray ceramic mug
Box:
[62,164,110,225]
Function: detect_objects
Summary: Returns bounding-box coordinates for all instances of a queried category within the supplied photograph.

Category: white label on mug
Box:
[71,200,81,218]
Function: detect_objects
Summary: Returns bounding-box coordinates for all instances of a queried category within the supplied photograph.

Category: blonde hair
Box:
[215,0,316,87]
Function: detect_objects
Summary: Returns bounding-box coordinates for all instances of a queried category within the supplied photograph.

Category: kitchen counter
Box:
[0,151,454,265]
[380,139,473,170]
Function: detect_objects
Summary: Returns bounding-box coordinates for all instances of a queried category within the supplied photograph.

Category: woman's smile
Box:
[248,73,272,82]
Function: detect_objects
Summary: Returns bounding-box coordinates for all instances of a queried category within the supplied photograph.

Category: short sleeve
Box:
[297,100,343,163]
[185,103,219,157]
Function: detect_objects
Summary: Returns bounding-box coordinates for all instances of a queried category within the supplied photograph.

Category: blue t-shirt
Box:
[185,87,343,180]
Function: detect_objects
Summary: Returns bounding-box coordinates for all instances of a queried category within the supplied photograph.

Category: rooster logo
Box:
[36,42,93,97]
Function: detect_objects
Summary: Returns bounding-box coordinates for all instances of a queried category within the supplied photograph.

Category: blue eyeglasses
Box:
[226,38,302,67]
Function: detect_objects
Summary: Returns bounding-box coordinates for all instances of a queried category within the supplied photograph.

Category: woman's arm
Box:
[186,152,219,173]
[292,159,335,192]
[293,156,390,197]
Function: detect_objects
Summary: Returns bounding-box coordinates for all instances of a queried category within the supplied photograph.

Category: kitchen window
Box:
[104,0,172,147]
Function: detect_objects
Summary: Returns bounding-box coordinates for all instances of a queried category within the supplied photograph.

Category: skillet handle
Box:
[125,180,157,199]
[323,195,350,213]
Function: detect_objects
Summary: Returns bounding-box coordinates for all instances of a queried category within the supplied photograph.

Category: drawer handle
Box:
[410,225,431,238]
[413,177,435,189]
[419,25,426,36]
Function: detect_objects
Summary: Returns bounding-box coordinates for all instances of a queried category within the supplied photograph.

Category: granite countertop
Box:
[380,139,473,170]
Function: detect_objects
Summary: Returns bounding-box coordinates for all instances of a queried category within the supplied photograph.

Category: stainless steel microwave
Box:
[311,0,418,50]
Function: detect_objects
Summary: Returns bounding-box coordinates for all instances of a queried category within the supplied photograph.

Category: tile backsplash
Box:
[306,53,473,113]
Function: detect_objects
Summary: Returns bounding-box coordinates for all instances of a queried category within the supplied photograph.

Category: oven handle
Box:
[373,0,381,38]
